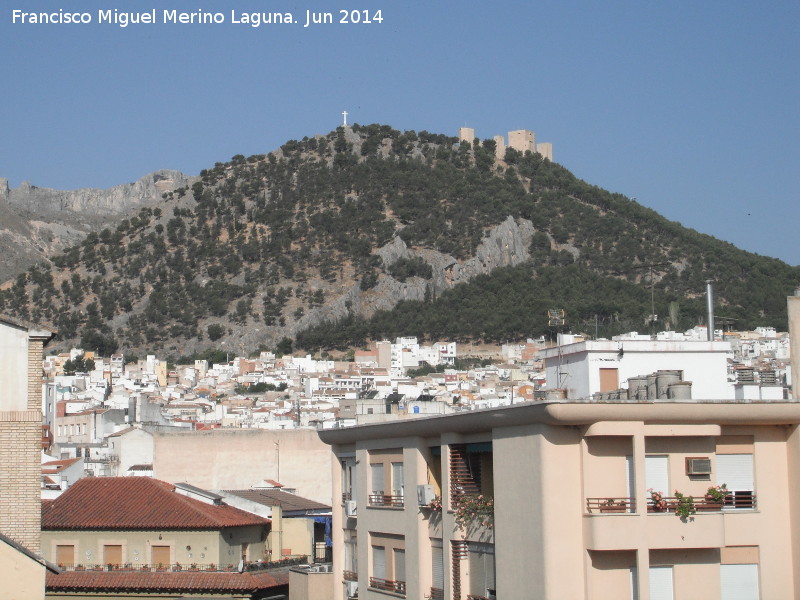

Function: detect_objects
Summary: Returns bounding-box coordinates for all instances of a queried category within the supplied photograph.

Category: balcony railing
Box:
[430,587,445,599]
[368,494,404,508]
[586,497,636,513]
[370,577,406,595]
[343,570,358,581]
[648,493,756,512]
[586,494,757,514]
[342,491,352,503]
[55,557,309,572]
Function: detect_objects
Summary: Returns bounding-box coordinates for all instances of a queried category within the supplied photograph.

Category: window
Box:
[371,463,385,496]
[717,454,755,508]
[341,457,357,502]
[151,545,170,567]
[56,544,75,566]
[394,548,405,584]
[468,542,495,600]
[372,545,386,580]
[344,532,358,576]
[392,462,404,500]
[649,566,673,600]
[645,455,669,497]
[432,539,444,594]
[599,368,619,393]
[103,544,122,566]
[720,563,759,599]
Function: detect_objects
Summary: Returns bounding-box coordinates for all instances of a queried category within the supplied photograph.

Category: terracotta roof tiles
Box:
[46,568,289,593]
[42,477,269,530]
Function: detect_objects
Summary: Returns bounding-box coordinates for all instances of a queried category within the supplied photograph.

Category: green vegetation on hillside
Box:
[0,124,797,355]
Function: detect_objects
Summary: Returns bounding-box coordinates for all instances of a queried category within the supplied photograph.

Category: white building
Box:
[540,339,735,400]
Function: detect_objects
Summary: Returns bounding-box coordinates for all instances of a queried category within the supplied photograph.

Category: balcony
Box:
[430,588,444,600]
[370,577,406,596]
[343,570,358,581]
[585,494,756,514]
[368,494,404,508]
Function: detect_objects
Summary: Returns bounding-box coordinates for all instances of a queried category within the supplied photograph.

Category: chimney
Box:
[788,287,800,399]
[706,281,715,341]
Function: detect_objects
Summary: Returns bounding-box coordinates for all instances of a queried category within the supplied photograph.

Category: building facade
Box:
[319,400,800,599]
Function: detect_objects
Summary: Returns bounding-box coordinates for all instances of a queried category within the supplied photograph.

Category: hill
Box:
[1,124,797,357]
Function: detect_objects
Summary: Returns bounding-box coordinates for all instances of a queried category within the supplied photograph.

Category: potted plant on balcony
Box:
[700,484,728,510]
[599,498,627,513]
[648,488,667,512]
[427,495,442,512]
[674,490,696,519]
[453,494,494,529]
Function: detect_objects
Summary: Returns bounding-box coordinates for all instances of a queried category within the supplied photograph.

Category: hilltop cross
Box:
[342,110,348,127]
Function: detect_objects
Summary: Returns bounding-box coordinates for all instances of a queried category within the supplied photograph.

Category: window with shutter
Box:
[649,566,674,600]
[372,546,385,580]
[431,540,444,590]
[103,545,122,566]
[56,545,75,566]
[151,545,170,567]
[720,563,759,600]
[645,455,669,495]
[717,454,754,508]
[468,542,496,599]
[371,463,385,495]
[392,462,404,499]
[394,548,405,583]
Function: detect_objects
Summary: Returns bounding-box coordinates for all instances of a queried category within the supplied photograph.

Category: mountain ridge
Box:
[1,124,797,356]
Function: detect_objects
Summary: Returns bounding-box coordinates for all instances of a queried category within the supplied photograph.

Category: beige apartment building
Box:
[319,399,800,599]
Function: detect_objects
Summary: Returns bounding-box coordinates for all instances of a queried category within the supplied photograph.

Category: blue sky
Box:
[2,1,798,264]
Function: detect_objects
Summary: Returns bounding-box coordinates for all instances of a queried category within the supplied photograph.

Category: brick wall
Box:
[0,411,42,552]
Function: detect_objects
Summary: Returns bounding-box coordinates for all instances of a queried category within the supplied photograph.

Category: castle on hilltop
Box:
[459,127,553,162]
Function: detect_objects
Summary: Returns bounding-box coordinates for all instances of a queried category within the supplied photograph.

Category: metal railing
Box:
[586,494,757,514]
[370,577,406,595]
[368,494,404,508]
[343,570,358,581]
[55,557,309,573]
[648,493,756,512]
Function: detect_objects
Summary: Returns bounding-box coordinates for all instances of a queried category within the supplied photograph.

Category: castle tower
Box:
[536,142,553,161]
[458,127,475,145]
[494,135,507,159]
[508,129,536,154]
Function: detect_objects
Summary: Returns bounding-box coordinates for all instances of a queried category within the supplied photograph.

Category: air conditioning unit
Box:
[417,484,435,506]
[686,457,712,475]
[345,500,357,517]
[345,580,359,599]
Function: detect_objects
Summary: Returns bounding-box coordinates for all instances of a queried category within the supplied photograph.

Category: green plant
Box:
[705,484,728,503]
[427,495,442,511]
[453,494,494,529]
[648,488,667,511]
[674,490,696,518]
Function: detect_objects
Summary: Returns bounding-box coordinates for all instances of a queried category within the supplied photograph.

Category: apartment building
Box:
[319,398,800,599]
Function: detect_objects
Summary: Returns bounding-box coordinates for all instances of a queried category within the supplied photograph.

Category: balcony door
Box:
[645,455,669,496]
[716,454,754,508]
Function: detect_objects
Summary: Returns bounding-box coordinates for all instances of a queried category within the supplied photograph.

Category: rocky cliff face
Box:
[0,171,194,283]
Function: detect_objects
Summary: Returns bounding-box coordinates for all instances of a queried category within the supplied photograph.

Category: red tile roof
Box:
[46,569,289,593]
[42,477,269,531]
